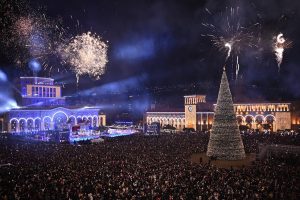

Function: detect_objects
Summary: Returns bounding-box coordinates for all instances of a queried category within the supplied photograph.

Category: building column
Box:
[24,121,28,132]
[102,116,106,126]
[8,122,11,133]
[37,121,41,131]
[41,121,45,131]
[206,113,208,130]
[16,122,20,133]
[50,121,54,130]
[32,121,35,131]
[200,113,203,131]
[93,117,99,127]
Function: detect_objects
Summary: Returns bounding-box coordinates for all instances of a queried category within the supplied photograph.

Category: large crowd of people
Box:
[0,132,299,199]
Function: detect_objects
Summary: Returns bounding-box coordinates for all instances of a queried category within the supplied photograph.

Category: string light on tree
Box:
[207,68,246,160]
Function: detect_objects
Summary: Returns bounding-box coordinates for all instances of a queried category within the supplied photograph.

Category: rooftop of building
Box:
[20,77,54,81]
[147,107,184,113]
[233,102,291,105]
[9,105,103,111]
[147,99,296,113]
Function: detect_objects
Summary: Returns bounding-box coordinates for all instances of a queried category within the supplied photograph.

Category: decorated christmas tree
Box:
[207,68,246,160]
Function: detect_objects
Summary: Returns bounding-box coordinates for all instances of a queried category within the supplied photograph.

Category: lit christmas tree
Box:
[207,68,246,160]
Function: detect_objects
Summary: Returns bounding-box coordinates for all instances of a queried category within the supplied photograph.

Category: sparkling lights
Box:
[59,32,108,83]
[207,69,246,160]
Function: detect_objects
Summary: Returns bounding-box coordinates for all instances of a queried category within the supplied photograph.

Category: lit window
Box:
[46,88,49,97]
[39,87,42,97]
[31,87,34,96]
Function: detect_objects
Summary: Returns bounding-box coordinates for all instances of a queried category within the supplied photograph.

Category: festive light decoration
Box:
[207,69,245,160]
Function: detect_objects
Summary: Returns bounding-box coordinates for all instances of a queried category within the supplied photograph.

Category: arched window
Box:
[77,116,82,124]
[255,115,264,124]
[265,115,275,124]
[10,119,18,132]
[68,116,76,127]
[43,117,52,130]
[245,115,254,126]
[236,115,244,125]
[34,118,41,131]
[27,119,34,132]
[19,119,26,132]
[53,112,68,130]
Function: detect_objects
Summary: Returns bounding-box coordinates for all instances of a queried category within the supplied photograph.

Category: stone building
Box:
[146,95,292,132]
[2,76,106,133]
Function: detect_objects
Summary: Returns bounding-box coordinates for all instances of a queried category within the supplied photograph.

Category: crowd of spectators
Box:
[0,132,299,199]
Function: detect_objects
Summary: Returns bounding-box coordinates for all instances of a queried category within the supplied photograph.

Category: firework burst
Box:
[13,13,66,70]
[202,6,260,80]
[0,0,66,73]
[273,33,292,72]
[59,32,108,83]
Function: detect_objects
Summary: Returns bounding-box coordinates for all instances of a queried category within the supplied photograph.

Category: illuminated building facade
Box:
[20,77,65,106]
[146,95,293,132]
[147,95,214,131]
[290,103,300,130]
[234,103,291,131]
[2,77,106,133]
[0,117,3,132]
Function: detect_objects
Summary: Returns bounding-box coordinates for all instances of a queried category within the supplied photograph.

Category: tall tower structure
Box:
[207,70,246,160]
[184,95,206,130]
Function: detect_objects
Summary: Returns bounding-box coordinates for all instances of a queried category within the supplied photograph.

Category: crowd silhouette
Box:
[0,132,299,199]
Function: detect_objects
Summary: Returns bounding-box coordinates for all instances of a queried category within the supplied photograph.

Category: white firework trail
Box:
[236,56,239,80]
[274,33,291,72]
[202,6,259,80]
[225,42,232,61]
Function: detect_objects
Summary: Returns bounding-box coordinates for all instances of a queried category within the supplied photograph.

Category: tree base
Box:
[191,153,256,169]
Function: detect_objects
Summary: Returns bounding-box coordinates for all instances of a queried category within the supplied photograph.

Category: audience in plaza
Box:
[0,132,299,199]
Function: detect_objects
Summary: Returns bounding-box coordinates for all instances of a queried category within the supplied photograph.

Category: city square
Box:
[0,0,300,199]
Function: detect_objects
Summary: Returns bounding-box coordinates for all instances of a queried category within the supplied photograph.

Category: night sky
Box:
[1,0,300,100]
